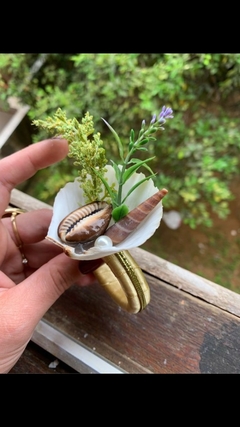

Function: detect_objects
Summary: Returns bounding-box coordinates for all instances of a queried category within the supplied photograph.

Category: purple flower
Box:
[159,106,174,121]
[150,114,157,124]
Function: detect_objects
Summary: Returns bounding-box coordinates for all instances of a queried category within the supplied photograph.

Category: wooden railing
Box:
[9,188,240,373]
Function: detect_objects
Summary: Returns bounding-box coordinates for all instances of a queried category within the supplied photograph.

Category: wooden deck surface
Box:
[9,189,240,374]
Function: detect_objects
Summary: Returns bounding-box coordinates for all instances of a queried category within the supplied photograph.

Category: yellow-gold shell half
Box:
[58,201,112,243]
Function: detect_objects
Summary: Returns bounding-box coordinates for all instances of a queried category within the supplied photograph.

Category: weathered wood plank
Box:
[9,341,78,374]
[10,188,52,211]
[131,247,240,318]
[41,273,240,373]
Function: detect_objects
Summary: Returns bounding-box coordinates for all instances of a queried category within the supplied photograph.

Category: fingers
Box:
[1,138,69,188]
[0,254,96,373]
[6,209,54,245]
[21,240,63,269]
[14,253,97,324]
[2,208,100,285]
[79,258,104,274]
[0,138,69,216]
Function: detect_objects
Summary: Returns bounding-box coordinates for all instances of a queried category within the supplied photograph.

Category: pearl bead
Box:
[94,235,113,248]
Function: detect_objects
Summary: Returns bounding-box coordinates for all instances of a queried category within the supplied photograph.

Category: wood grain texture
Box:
[130,247,240,318]
[9,342,78,374]
[10,188,52,211]
[41,273,240,373]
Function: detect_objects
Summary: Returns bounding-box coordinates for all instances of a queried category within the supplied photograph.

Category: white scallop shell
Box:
[46,165,164,260]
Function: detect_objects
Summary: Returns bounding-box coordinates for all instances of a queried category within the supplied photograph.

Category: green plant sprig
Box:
[33,109,115,204]
[101,106,173,219]
[33,106,173,222]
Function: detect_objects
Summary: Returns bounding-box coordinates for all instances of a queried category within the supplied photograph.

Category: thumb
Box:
[0,254,96,373]
[0,254,94,373]
[13,253,94,329]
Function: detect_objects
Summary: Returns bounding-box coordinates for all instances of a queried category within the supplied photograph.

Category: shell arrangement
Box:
[34,107,173,262]
[46,166,168,261]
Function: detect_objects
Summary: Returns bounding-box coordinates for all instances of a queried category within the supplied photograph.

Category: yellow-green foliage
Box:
[33,108,111,203]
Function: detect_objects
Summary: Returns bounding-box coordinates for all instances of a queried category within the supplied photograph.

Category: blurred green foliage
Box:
[1,53,240,228]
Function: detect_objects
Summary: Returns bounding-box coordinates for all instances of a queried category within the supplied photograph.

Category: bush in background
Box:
[1,53,240,228]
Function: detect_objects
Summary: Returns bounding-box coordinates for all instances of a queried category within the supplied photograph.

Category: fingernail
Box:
[51,134,64,139]
[79,258,104,274]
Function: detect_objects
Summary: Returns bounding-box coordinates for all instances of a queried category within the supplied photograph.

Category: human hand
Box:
[0,138,98,373]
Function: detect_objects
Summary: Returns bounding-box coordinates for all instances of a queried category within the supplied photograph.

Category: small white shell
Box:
[46,165,165,260]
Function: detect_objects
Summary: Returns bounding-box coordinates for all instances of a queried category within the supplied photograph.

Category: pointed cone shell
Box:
[104,188,168,244]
